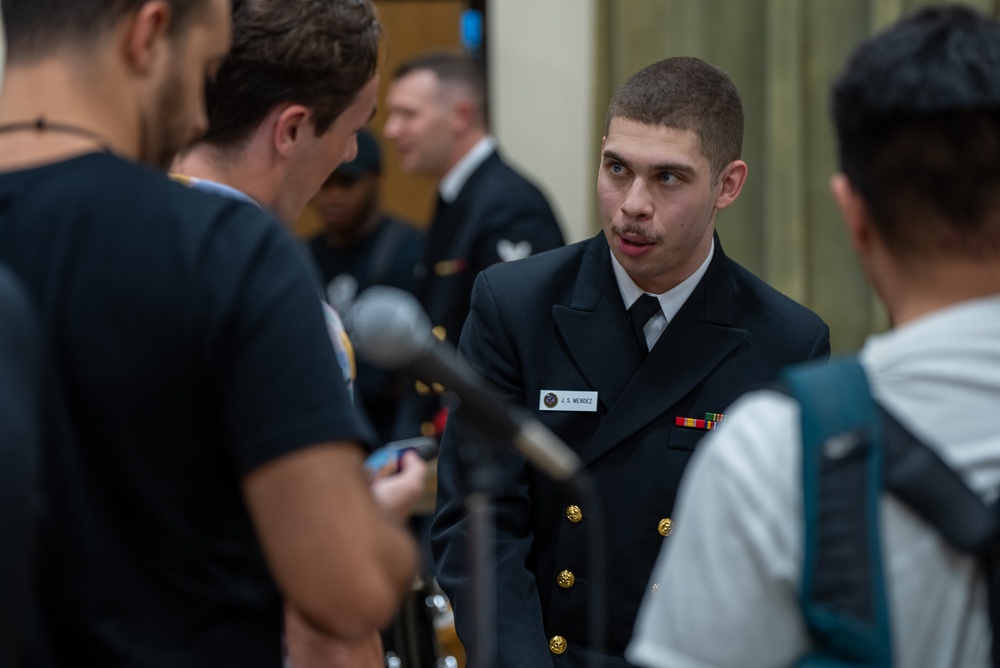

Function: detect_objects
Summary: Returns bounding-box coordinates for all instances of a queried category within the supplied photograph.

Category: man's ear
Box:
[713,159,748,211]
[123,0,173,74]
[272,104,312,158]
[449,97,476,134]
[831,173,874,255]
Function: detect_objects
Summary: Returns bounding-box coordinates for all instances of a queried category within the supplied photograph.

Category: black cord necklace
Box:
[0,116,112,149]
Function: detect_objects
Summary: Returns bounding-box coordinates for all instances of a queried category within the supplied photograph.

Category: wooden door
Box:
[375,1,470,229]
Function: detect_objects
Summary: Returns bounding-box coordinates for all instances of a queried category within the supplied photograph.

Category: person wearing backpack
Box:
[627,6,1000,668]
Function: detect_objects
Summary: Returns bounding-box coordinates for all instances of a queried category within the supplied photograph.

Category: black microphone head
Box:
[344,286,434,369]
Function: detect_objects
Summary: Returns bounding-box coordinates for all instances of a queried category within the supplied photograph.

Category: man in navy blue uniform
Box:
[384,51,565,441]
[431,57,830,667]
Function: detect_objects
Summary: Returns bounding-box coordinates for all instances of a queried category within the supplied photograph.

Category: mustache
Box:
[612,224,659,243]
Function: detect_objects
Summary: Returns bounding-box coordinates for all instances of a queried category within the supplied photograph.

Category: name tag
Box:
[539,390,599,412]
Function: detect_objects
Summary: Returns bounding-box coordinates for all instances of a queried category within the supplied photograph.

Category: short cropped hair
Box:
[606,57,744,181]
[393,52,489,129]
[3,0,207,63]
[201,0,381,148]
[832,5,1000,259]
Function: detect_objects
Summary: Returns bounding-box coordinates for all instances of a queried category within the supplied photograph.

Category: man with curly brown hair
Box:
[172,2,427,666]
[173,0,381,224]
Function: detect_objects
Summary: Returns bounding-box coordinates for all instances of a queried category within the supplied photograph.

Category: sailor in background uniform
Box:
[383,51,565,442]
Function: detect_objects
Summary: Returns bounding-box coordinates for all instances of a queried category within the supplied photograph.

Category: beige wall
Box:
[488,0,599,243]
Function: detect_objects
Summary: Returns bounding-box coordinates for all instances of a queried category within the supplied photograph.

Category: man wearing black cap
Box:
[308,128,424,442]
[308,130,423,316]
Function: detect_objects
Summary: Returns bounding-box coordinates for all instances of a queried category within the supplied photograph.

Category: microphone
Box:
[344,286,581,481]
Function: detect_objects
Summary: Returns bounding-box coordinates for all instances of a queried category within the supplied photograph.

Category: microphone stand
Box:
[343,288,605,665]
[466,454,497,668]
[455,421,501,668]
[453,408,608,668]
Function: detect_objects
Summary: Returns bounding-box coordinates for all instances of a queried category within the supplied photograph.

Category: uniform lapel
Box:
[420,153,498,280]
[579,236,748,467]
[418,190,468,308]
[552,234,642,411]
[422,196,463,265]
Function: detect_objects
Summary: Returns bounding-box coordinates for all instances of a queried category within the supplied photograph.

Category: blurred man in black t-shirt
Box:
[0,1,418,666]
[0,265,42,668]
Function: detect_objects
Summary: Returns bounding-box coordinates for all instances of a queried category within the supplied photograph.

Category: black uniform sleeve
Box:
[468,196,564,274]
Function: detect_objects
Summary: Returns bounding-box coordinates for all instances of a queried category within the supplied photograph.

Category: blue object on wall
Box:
[461,9,484,54]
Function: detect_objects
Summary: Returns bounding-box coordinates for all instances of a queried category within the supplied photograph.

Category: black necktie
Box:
[628,294,662,358]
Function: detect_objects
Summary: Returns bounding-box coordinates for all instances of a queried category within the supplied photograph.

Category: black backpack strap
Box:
[783,357,893,667]
[881,408,1000,551]
[879,407,1000,667]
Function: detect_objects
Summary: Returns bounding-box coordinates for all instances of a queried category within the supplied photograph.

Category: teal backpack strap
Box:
[782,357,892,667]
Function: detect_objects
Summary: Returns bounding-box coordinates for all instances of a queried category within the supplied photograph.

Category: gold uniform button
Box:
[420,422,437,437]
[432,382,445,394]
[556,570,575,589]
[658,517,673,537]
[415,380,431,395]
[565,505,583,523]
[432,326,447,342]
[549,635,568,655]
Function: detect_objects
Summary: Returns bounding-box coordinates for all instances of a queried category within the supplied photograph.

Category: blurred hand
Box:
[371,450,428,524]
